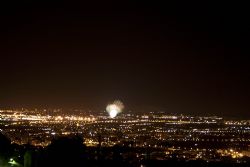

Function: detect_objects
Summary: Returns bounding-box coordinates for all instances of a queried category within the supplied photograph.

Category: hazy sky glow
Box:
[0,2,249,118]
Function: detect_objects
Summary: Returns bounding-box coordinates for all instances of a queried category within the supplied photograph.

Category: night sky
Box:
[0,2,249,118]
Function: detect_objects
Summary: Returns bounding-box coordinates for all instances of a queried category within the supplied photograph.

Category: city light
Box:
[0,108,249,162]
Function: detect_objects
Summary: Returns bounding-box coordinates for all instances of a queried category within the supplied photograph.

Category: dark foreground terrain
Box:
[1,133,249,167]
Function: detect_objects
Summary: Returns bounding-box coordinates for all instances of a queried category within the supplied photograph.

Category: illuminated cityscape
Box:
[0,108,249,165]
[1,1,250,167]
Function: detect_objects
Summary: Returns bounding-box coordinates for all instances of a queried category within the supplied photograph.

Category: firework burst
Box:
[106,100,124,118]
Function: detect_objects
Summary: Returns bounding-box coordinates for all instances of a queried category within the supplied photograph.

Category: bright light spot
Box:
[109,109,118,118]
[106,100,124,118]
[9,158,18,165]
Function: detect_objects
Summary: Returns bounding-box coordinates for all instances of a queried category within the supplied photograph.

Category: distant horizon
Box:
[0,106,248,120]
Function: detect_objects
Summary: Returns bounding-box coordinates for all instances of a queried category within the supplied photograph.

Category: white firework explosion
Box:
[106,100,124,118]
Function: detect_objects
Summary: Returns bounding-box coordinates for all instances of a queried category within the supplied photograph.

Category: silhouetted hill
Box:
[45,135,86,167]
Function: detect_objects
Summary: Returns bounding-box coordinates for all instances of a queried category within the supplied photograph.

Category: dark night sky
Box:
[0,1,249,118]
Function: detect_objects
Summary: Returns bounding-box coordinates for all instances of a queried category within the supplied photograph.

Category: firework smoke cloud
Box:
[106,100,124,118]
